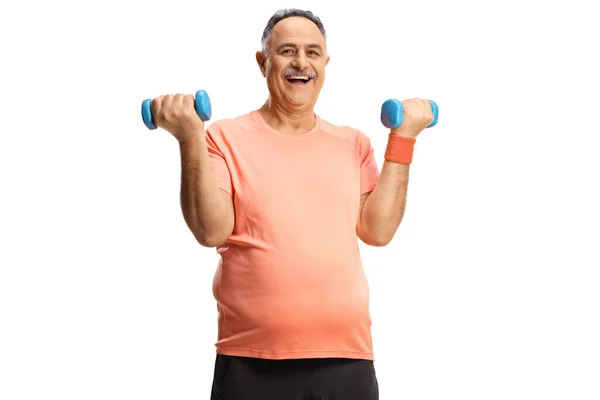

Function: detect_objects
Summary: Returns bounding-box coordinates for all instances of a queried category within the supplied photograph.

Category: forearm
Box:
[179,133,233,247]
[358,160,410,246]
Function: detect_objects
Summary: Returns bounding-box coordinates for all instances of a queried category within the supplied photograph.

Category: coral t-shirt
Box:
[205,109,380,360]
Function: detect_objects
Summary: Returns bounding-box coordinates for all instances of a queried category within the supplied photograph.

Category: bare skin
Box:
[150,94,234,247]
[357,98,434,246]
[255,16,329,135]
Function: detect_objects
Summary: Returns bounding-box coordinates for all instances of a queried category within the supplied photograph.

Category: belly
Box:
[213,245,371,344]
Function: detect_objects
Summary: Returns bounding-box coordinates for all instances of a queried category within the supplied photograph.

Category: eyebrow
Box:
[276,43,324,52]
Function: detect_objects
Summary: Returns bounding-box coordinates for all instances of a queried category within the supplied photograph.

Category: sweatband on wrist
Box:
[384,133,416,164]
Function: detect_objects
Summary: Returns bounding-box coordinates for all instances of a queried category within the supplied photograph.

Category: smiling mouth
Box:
[286,76,313,84]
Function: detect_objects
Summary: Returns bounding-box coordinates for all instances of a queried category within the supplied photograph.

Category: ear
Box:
[325,54,330,66]
[255,50,266,77]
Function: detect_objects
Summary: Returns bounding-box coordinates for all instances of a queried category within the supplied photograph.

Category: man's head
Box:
[256,9,330,111]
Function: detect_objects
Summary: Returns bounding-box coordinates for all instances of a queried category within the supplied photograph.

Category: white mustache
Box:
[281,67,317,79]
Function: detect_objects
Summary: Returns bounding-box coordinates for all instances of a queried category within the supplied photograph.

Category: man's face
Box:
[257,16,330,110]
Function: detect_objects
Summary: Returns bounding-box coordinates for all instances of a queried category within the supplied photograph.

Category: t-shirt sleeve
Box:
[205,124,233,196]
[358,131,379,194]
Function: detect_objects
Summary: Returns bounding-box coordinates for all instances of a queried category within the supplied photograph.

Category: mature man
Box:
[150,8,434,400]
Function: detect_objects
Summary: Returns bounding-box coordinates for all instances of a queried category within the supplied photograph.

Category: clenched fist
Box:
[151,94,205,143]
[391,98,435,138]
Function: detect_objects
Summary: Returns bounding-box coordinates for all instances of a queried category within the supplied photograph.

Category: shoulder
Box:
[205,111,256,144]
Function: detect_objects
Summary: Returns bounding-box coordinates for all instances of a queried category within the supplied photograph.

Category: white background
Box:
[1,0,599,399]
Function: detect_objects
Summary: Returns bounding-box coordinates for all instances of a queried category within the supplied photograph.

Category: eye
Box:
[308,50,319,56]
[281,49,295,55]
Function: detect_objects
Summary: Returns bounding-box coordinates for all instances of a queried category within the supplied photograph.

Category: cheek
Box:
[271,60,289,74]
[313,62,326,76]
[265,65,280,79]
[266,72,285,92]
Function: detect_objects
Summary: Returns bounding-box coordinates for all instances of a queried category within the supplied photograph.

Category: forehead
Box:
[270,16,325,47]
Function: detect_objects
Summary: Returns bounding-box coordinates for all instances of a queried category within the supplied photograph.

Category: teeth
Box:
[289,75,309,80]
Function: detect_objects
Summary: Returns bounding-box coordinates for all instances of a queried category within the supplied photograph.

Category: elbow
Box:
[191,222,233,248]
[196,231,230,248]
[357,226,393,247]
[186,211,234,248]
[373,236,393,247]
[362,234,392,247]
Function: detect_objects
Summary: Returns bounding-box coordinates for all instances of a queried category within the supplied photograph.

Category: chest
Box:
[229,137,361,221]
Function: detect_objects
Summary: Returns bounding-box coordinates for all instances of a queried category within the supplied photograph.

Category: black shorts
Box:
[210,353,379,400]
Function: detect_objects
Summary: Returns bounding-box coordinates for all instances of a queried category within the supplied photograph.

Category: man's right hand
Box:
[151,94,205,143]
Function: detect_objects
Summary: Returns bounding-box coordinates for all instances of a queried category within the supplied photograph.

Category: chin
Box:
[287,97,315,108]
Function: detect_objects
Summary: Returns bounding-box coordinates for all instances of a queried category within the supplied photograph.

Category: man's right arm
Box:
[179,133,235,248]
[149,93,234,247]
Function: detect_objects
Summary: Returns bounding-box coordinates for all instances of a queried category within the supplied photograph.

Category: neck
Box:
[258,98,316,135]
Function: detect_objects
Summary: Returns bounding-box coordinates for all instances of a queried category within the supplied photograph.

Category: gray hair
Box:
[261,9,327,56]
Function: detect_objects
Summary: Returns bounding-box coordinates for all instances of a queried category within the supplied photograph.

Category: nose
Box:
[290,52,309,70]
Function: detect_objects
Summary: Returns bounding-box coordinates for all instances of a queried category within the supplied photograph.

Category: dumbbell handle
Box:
[381,99,439,129]
[141,90,212,130]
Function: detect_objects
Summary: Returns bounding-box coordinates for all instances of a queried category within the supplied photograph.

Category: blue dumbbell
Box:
[141,90,212,130]
[380,99,439,129]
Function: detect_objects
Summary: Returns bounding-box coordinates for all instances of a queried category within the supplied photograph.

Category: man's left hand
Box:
[391,98,434,138]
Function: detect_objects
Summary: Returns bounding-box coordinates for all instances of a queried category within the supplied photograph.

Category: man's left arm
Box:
[357,98,434,246]
[357,162,410,246]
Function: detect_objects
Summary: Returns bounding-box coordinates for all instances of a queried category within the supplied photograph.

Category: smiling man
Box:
[150,8,435,400]
[256,14,328,127]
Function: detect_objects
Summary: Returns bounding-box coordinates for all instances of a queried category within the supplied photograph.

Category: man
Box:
[150,8,434,400]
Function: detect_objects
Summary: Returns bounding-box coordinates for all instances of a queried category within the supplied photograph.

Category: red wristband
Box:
[384,133,416,164]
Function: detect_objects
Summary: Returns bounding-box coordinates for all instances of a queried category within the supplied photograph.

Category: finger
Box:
[162,94,173,111]
[183,94,195,110]
[173,93,185,109]
[415,97,429,111]
[151,95,164,117]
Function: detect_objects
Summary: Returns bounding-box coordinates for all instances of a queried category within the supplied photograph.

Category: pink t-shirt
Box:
[205,109,380,360]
